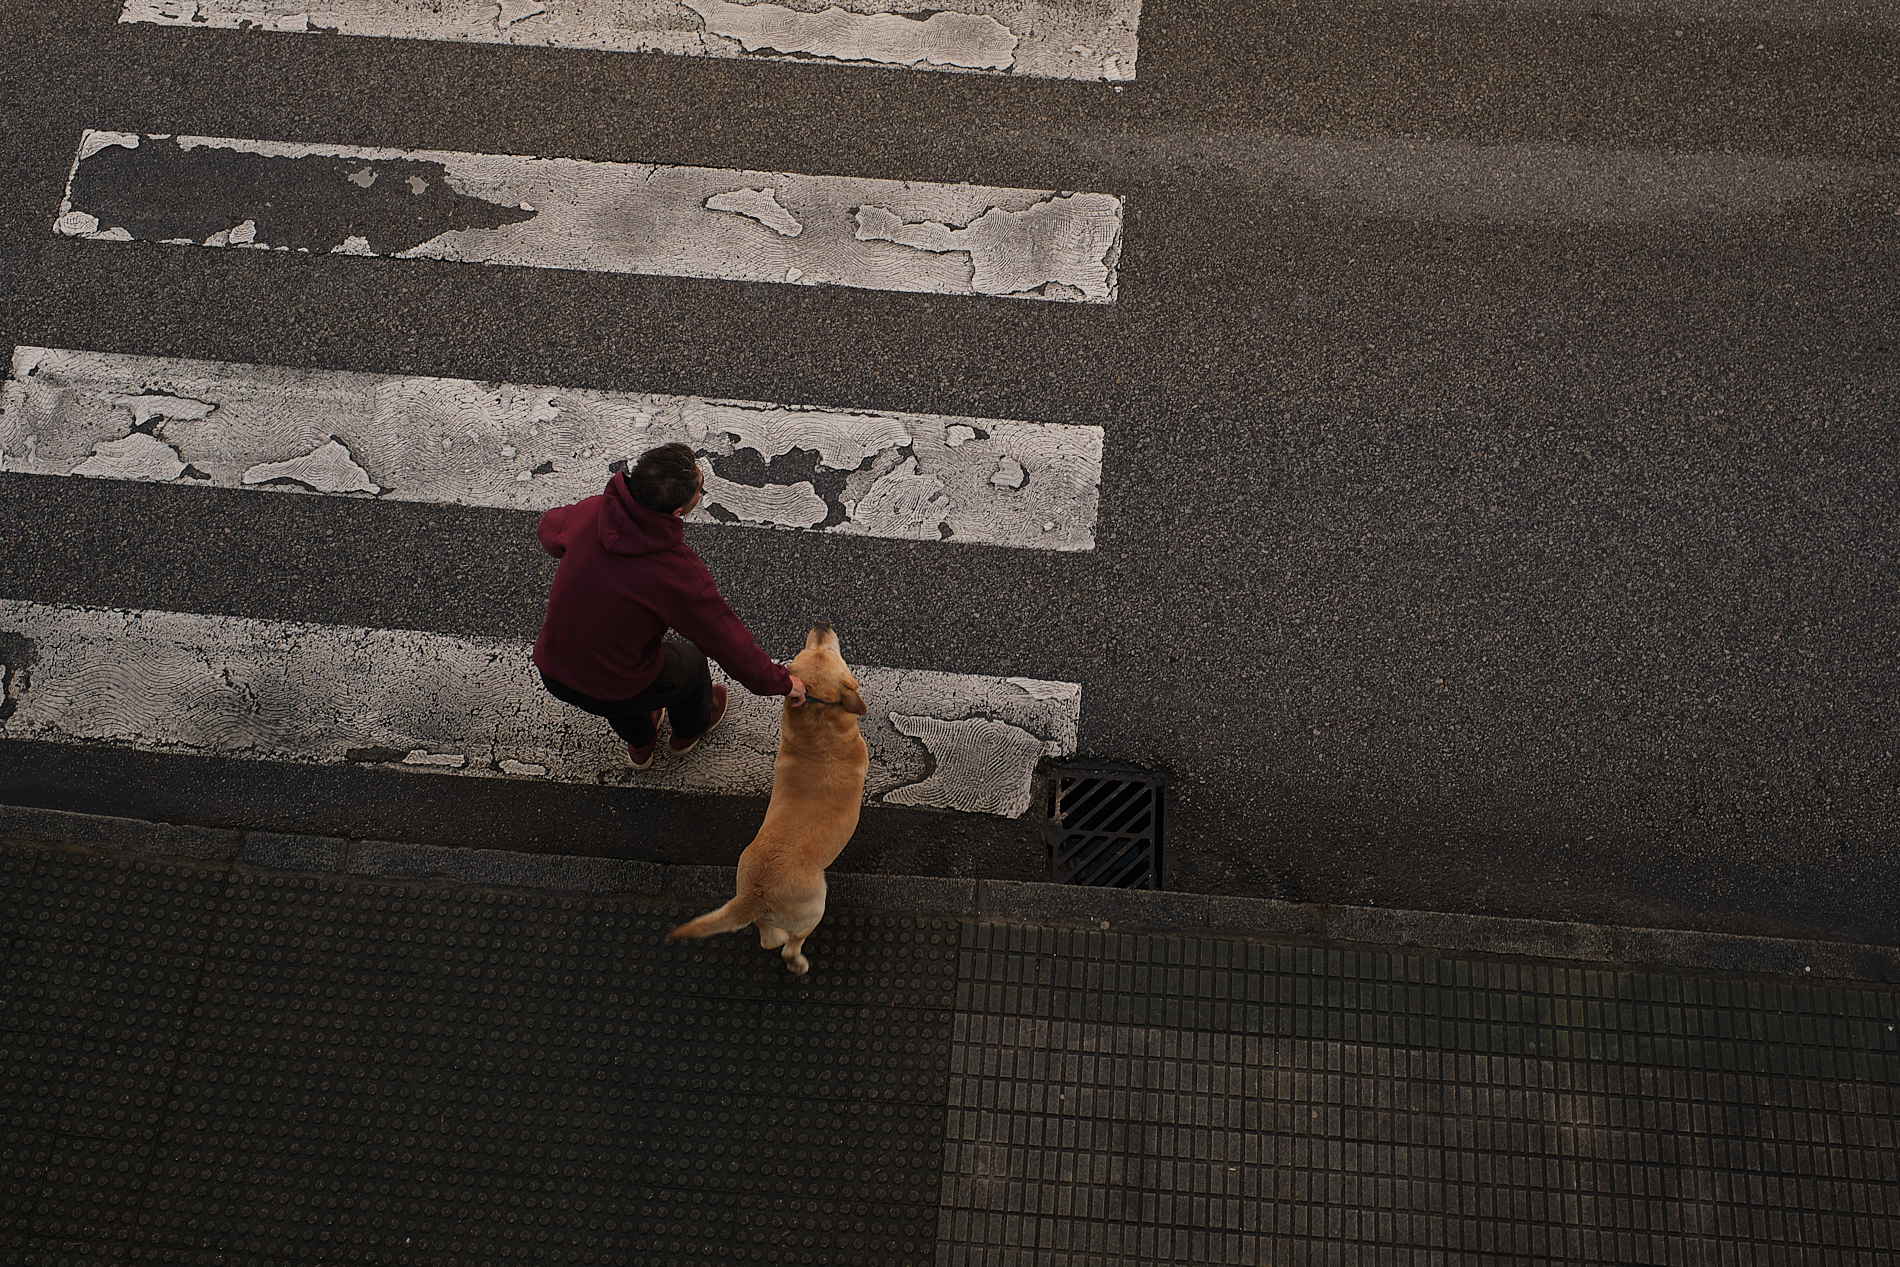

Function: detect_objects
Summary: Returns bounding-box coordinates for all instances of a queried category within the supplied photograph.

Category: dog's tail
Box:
[666,897,762,942]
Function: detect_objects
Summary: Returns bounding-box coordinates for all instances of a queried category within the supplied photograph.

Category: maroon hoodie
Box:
[531,472,793,701]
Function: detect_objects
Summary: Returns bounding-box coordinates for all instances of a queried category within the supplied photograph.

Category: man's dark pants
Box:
[539,641,714,746]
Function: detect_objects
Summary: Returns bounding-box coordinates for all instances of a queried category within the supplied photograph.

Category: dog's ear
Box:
[841,684,868,716]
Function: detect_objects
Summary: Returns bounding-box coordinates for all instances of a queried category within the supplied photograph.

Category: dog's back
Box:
[667,624,868,974]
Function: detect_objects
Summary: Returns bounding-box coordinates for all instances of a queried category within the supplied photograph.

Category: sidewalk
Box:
[2,804,1897,1267]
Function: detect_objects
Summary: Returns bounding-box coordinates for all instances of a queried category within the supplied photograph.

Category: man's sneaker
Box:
[667,685,728,757]
[626,711,664,770]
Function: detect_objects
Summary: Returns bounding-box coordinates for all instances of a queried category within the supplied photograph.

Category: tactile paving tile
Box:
[126,1248,220,1266]
[620,1090,948,1205]
[0,852,222,1046]
[622,996,956,1102]
[98,866,958,1266]
[4,1236,127,1266]
[623,1190,939,1264]
[0,1032,77,1135]
[1,1124,60,1236]
[0,1035,171,1243]
[652,916,963,1010]
[13,853,224,960]
[0,841,47,946]
[55,1041,177,1145]
[942,923,1900,1266]
[28,1135,153,1243]
[137,1151,428,1253]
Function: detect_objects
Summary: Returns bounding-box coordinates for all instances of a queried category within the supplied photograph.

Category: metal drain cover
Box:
[1046,764,1165,888]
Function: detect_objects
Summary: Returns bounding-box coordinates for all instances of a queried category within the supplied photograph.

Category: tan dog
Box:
[667,623,869,974]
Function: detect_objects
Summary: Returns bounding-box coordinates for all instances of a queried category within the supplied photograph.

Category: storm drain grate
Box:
[1046,766,1164,888]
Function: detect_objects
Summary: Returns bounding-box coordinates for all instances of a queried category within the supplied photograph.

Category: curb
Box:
[4,802,1897,984]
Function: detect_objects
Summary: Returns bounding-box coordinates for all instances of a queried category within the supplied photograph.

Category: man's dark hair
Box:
[625,442,702,513]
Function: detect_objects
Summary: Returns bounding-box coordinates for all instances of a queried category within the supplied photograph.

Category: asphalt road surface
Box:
[1,0,1895,945]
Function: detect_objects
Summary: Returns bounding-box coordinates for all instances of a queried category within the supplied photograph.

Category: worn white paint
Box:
[0,600,1080,818]
[77,130,142,163]
[1006,677,1080,701]
[60,132,1122,304]
[118,0,1141,83]
[841,456,953,540]
[685,402,913,468]
[699,471,830,528]
[497,1,548,28]
[241,439,382,494]
[703,186,802,237]
[69,431,189,481]
[682,0,1018,70]
[111,393,217,428]
[853,194,1123,300]
[884,714,1048,817]
[3,346,1104,550]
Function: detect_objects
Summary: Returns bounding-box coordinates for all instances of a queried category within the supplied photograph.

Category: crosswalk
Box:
[58,131,1124,302]
[118,0,1143,81]
[0,599,1080,817]
[3,347,1104,548]
[4,7,1135,823]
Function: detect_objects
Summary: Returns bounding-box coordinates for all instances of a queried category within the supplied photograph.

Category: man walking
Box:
[532,442,807,769]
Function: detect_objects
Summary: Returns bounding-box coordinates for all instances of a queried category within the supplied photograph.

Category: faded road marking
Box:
[3,347,1104,551]
[704,186,802,237]
[885,714,1047,818]
[854,194,1122,301]
[119,0,1141,83]
[57,132,1122,303]
[683,0,1017,70]
[0,600,1080,819]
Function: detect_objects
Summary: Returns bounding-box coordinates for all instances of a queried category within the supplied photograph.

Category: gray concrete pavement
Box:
[3,808,1898,1265]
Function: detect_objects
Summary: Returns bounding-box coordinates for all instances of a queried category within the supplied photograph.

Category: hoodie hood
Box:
[596,471,685,557]
[532,471,795,700]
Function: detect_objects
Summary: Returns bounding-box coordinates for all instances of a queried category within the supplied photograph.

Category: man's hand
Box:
[786,673,808,707]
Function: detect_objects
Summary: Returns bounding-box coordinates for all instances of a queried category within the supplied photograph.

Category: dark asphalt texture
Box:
[1,3,1896,943]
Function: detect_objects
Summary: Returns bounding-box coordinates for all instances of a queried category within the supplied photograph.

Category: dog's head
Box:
[790,623,866,715]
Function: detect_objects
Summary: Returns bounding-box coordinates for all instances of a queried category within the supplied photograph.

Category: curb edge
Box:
[4,803,1895,984]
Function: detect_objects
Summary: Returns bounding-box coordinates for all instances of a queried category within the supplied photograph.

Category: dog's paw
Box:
[785,953,810,975]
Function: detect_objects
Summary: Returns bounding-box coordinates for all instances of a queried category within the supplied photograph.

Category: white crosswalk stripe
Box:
[12,0,1127,821]
[58,131,1125,302]
[119,0,1142,82]
[3,347,1104,550]
[0,600,1080,818]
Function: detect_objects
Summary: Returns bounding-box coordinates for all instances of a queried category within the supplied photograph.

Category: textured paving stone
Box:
[52,1040,175,1148]
[29,1134,155,1244]
[0,852,222,1047]
[4,1235,128,1266]
[0,858,964,1265]
[344,839,664,896]
[1,1123,61,1238]
[7,836,1900,1266]
[0,842,46,946]
[943,923,1900,1266]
